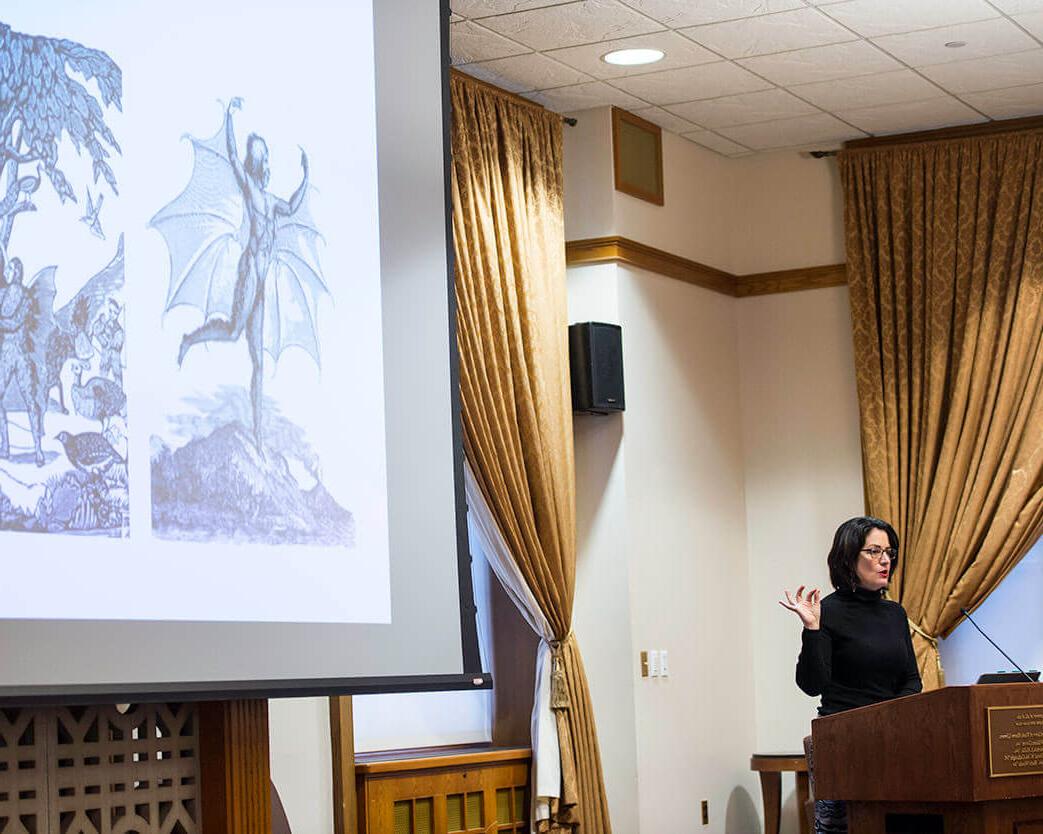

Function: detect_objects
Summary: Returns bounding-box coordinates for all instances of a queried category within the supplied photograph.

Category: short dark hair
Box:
[827,516,899,591]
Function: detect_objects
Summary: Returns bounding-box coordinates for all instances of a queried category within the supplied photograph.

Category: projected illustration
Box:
[0,23,128,536]
[149,99,354,546]
[0,2,389,623]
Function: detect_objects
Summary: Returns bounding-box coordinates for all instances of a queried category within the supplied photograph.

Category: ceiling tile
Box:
[961,83,1043,118]
[460,54,593,93]
[609,61,772,104]
[716,112,865,150]
[450,21,529,63]
[680,8,856,59]
[451,0,577,19]
[985,0,1043,12]
[546,31,718,79]
[790,69,942,110]
[631,106,701,134]
[872,18,1038,67]
[527,80,648,112]
[919,49,1043,94]
[681,130,752,155]
[739,40,901,86]
[819,0,999,39]
[668,88,819,128]
[479,0,663,51]
[835,96,986,135]
[1014,11,1043,39]
[621,0,803,28]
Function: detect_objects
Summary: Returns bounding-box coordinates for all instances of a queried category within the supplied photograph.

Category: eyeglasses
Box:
[860,547,897,561]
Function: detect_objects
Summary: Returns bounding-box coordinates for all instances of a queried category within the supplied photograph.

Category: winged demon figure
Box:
[150,98,327,451]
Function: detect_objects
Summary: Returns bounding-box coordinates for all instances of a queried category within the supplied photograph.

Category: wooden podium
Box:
[812,684,1043,833]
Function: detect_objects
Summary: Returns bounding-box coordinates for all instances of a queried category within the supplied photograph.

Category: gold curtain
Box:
[840,130,1043,690]
[449,71,612,833]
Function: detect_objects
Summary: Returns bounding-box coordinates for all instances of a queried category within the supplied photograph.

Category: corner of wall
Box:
[562,107,616,243]
[567,260,642,834]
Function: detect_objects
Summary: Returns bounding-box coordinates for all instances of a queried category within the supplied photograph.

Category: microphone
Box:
[960,607,1035,683]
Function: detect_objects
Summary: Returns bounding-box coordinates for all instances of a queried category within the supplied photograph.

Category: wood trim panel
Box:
[330,696,359,834]
[198,699,271,834]
[844,114,1043,151]
[355,746,531,776]
[566,236,735,295]
[565,236,847,297]
[735,263,847,297]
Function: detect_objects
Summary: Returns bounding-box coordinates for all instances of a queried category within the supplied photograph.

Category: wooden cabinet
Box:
[355,746,531,834]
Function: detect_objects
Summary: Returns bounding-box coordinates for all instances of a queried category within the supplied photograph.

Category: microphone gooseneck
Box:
[959,607,1035,683]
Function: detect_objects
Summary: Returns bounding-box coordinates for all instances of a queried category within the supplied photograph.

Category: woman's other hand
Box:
[780,585,821,630]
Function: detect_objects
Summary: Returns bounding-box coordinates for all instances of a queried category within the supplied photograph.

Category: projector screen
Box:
[0,0,483,701]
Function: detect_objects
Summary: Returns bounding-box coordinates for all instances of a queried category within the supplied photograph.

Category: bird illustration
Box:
[79,188,105,240]
[55,430,123,475]
[70,362,126,429]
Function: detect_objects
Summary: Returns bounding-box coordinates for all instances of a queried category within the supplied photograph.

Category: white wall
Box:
[738,286,864,751]
[562,109,614,244]
[562,107,843,276]
[564,107,736,271]
[621,265,761,833]
[569,261,763,834]
[737,287,864,834]
[614,132,736,269]
[569,263,641,834]
[270,698,334,834]
[729,152,846,275]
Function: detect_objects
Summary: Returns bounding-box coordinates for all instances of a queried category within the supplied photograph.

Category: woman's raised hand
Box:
[779,585,821,630]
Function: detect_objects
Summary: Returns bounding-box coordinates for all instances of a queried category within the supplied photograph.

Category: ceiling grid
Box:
[450,0,1043,156]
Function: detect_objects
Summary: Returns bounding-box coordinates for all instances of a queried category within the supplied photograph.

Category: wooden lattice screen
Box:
[0,702,199,834]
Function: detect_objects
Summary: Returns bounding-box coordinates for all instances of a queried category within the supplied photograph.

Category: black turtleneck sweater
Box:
[796,587,922,716]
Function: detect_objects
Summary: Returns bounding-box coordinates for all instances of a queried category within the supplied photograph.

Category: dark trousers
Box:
[814,799,847,834]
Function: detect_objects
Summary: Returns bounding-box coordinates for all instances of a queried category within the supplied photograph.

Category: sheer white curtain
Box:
[464,460,560,828]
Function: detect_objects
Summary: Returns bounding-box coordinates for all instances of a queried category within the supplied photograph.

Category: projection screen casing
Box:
[0,0,482,703]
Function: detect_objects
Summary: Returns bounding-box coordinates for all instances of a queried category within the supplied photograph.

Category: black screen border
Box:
[0,0,487,707]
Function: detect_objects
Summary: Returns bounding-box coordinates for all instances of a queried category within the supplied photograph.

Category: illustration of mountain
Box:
[150,421,354,546]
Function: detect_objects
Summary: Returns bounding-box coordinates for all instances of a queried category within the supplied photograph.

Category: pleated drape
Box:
[840,131,1043,689]
[450,71,612,833]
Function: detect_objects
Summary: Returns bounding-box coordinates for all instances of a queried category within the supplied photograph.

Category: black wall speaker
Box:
[569,322,625,414]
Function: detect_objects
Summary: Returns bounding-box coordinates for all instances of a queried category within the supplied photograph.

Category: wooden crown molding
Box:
[565,236,847,297]
[735,263,848,297]
[566,236,734,295]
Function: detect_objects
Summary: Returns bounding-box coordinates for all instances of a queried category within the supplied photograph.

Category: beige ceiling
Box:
[450,0,1043,157]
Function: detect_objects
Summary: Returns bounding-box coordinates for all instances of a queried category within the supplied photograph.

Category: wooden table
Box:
[750,753,810,834]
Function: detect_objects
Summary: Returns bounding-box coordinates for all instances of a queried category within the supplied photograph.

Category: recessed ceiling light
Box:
[944,40,967,48]
[602,48,664,66]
